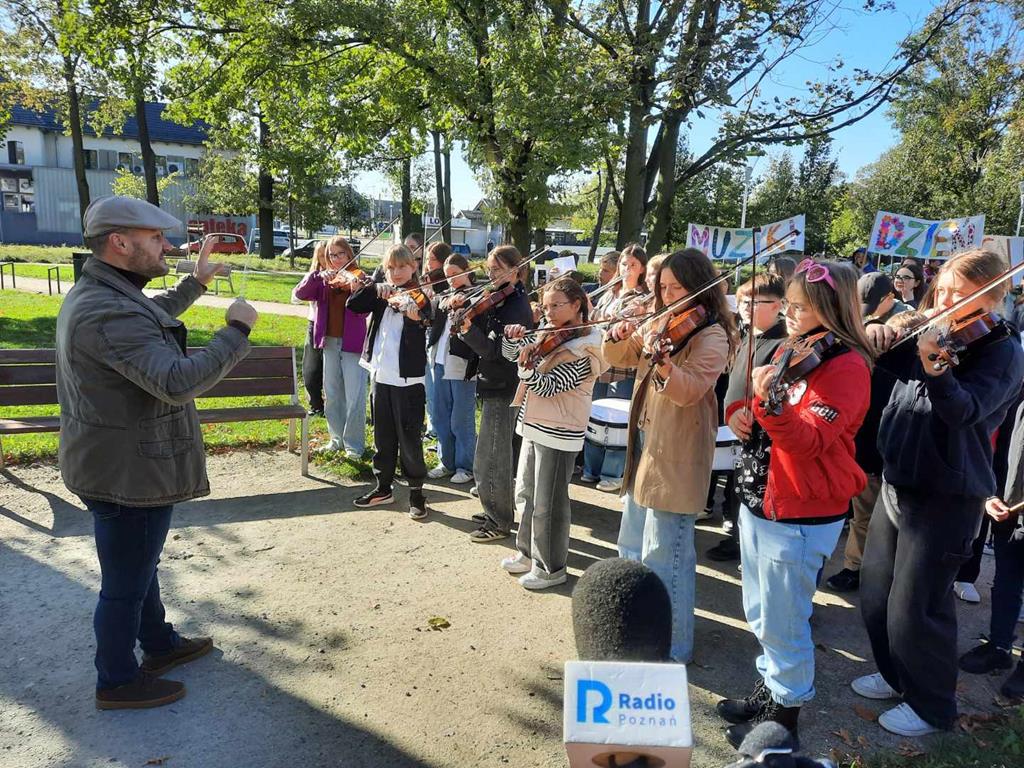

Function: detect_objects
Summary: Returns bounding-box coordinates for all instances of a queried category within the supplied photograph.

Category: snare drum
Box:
[586,398,630,449]
[713,425,741,471]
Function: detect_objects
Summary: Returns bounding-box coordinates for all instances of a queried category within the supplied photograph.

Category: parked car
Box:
[185,233,248,256]
[249,228,293,256]
[281,239,319,262]
[451,243,471,257]
[346,236,362,253]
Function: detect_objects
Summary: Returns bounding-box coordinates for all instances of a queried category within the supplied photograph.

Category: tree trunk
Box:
[431,131,445,242]
[646,113,681,254]
[617,101,650,248]
[442,138,453,243]
[64,60,90,230]
[400,156,416,239]
[257,116,275,260]
[133,77,159,205]
[588,169,611,264]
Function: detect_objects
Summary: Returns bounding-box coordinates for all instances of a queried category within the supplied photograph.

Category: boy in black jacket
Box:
[348,245,433,519]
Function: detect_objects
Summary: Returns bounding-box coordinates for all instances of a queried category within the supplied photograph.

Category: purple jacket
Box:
[292,271,368,353]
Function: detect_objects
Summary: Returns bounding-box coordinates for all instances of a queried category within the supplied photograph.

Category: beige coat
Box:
[602,323,730,514]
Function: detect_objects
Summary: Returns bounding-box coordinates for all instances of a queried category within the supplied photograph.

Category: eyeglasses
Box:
[542,301,573,312]
[780,300,812,315]
[737,299,779,308]
[795,258,836,291]
[893,273,915,281]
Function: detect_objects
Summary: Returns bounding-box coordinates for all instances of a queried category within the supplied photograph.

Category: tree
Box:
[748,154,799,230]
[111,168,181,200]
[1,0,108,225]
[549,0,979,253]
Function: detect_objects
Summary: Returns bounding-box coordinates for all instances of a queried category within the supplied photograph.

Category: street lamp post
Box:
[1016,180,1024,238]
[740,165,753,229]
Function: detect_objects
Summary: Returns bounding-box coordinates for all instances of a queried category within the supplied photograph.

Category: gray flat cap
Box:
[82,196,181,238]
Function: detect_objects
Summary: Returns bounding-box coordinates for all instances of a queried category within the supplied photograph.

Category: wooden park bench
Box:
[0,346,308,474]
[161,259,235,295]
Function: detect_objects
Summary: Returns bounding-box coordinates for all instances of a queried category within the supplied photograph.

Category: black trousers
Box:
[302,322,324,412]
[860,483,983,729]
[371,381,427,493]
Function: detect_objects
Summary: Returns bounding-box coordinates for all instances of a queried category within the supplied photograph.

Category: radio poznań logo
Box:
[576,680,679,727]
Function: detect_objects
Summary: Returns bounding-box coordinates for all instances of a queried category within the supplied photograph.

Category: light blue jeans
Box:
[739,505,844,707]
[430,363,478,473]
[582,378,634,482]
[618,492,697,664]
[322,337,368,455]
[424,353,436,435]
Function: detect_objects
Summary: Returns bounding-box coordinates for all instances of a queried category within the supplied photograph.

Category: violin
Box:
[523,326,579,369]
[387,282,430,314]
[649,305,708,366]
[764,330,838,416]
[927,311,1007,371]
[452,282,517,328]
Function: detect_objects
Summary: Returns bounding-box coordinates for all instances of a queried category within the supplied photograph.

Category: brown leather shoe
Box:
[96,672,185,710]
[140,636,214,676]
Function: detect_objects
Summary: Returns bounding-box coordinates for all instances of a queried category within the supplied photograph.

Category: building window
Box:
[82,149,98,169]
[116,152,133,171]
[155,155,167,176]
[185,157,199,177]
[7,141,25,165]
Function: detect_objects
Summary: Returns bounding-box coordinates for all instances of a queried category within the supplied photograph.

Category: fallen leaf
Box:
[857,735,870,748]
[896,742,924,758]
[853,704,878,722]
[427,617,451,631]
[831,728,853,746]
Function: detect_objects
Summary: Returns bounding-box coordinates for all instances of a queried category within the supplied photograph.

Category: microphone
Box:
[564,559,690,768]
[724,722,836,768]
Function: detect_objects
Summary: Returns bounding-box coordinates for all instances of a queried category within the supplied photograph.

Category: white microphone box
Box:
[564,660,692,767]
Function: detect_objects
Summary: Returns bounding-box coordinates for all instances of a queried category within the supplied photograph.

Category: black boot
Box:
[1001,661,1024,701]
[716,678,771,724]
[707,536,741,562]
[959,642,1014,674]
[825,568,860,592]
[725,698,800,750]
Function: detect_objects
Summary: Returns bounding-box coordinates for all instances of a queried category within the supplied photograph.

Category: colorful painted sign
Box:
[869,211,984,259]
[686,216,805,261]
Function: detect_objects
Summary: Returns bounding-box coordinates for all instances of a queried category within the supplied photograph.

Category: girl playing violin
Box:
[603,248,735,662]
[499,277,608,588]
[426,254,479,484]
[452,245,535,543]
[291,238,369,457]
[347,244,433,520]
[854,249,1024,738]
[717,259,871,749]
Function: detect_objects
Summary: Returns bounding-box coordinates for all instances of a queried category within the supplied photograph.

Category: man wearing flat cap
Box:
[56,196,259,709]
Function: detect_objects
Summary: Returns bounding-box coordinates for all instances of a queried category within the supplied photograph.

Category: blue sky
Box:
[357,1,938,211]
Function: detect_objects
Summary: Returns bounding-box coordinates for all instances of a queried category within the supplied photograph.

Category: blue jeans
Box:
[322,337,368,455]
[85,498,180,690]
[424,354,436,434]
[739,505,843,706]
[619,492,697,663]
[430,363,478,473]
[582,378,633,482]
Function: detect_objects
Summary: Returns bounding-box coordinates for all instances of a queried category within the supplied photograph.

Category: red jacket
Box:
[751,349,870,522]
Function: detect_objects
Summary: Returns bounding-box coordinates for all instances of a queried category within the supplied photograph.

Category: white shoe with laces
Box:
[596,478,622,493]
[519,567,567,590]
[851,672,899,700]
[954,581,981,603]
[501,553,532,574]
[450,469,474,484]
[878,703,941,737]
[427,465,453,480]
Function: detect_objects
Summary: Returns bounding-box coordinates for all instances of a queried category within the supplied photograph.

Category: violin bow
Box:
[741,226,763,410]
[889,258,1024,350]
[358,214,401,258]
[460,245,548,302]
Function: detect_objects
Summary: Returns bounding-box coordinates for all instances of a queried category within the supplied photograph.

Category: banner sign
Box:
[869,211,985,259]
[686,215,805,261]
[685,224,757,261]
[981,235,1024,285]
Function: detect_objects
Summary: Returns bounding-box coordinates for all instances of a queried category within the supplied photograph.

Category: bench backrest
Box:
[0,346,296,407]
[175,260,232,277]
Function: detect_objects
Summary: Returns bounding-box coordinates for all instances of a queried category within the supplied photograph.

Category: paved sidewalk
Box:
[4,275,309,318]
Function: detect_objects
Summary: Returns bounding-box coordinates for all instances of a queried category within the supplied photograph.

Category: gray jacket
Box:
[56,258,251,507]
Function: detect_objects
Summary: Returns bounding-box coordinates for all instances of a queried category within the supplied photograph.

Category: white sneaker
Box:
[450,469,474,484]
[501,553,532,574]
[316,440,343,453]
[596,478,622,493]
[851,672,899,700]
[519,567,567,590]
[427,465,453,480]
[878,703,941,737]
[344,449,362,460]
[954,581,981,603]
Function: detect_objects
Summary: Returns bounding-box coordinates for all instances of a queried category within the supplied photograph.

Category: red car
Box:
[186,233,248,255]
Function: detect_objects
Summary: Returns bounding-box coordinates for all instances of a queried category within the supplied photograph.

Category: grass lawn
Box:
[0,289,409,481]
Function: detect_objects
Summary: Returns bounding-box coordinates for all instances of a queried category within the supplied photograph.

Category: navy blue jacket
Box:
[877,323,1024,498]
